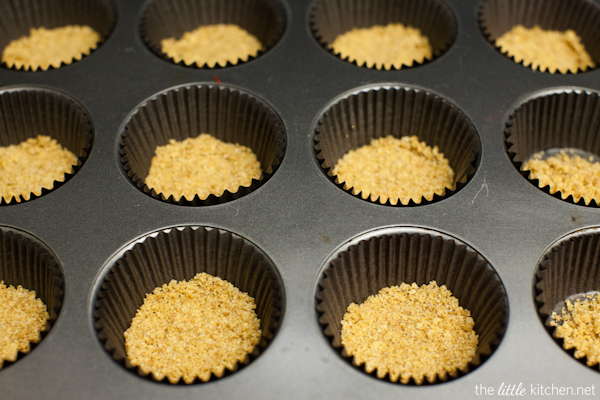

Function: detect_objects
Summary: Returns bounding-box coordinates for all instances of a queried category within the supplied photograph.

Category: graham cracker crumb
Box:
[0,135,78,203]
[0,281,49,368]
[124,272,262,383]
[332,135,454,205]
[330,23,432,70]
[161,24,263,67]
[496,25,595,74]
[341,281,478,384]
[550,294,600,366]
[522,149,600,205]
[2,26,101,71]
[145,134,262,201]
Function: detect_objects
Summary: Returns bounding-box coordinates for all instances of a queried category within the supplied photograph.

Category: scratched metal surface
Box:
[1,0,600,399]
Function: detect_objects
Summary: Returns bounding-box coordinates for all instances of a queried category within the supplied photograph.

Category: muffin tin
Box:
[1,0,600,398]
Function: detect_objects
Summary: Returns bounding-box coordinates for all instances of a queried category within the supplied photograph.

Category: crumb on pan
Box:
[341,281,478,384]
[495,25,595,74]
[332,135,454,205]
[522,149,600,205]
[0,281,49,368]
[2,26,101,71]
[551,293,600,366]
[145,133,262,201]
[330,23,432,70]
[0,135,78,203]
[124,272,262,383]
[161,24,263,67]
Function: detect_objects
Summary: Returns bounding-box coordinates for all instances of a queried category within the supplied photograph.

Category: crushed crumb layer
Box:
[330,23,432,70]
[496,25,595,74]
[551,294,600,366]
[523,149,600,205]
[341,281,478,384]
[145,134,262,201]
[2,26,101,71]
[161,24,263,67]
[124,272,262,384]
[0,281,49,368]
[332,135,454,205]
[0,135,78,203]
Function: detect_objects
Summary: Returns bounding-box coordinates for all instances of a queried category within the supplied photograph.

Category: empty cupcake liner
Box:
[310,0,456,70]
[0,0,116,71]
[0,87,94,205]
[314,86,481,206]
[535,229,600,371]
[505,89,600,206]
[93,225,284,384]
[316,228,508,384]
[141,0,286,68]
[0,226,64,370]
[478,0,600,73]
[120,83,285,206]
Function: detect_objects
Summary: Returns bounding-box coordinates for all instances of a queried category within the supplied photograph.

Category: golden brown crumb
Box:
[332,135,454,205]
[124,272,261,383]
[523,149,600,205]
[330,23,432,70]
[161,24,263,67]
[0,281,49,368]
[2,26,101,71]
[0,135,78,203]
[551,294,600,366]
[341,281,478,384]
[145,134,262,201]
[495,25,595,74]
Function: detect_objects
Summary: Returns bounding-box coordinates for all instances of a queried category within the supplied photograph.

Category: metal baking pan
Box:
[1,0,600,398]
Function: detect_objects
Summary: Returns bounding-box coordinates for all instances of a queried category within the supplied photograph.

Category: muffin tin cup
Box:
[0,226,64,369]
[316,228,508,385]
[93,225,284,384]
[478,0,600,73]
[314,85,481,206]
[0,87,93,205]
[505,88,600,206]
[141,0,286,68]
[119,83,285,206]
[310,0,456,69]
[0,0,115,71]
[535,229,600,371]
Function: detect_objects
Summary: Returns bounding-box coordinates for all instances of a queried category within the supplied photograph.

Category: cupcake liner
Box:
[505,89,600,206]
[0,226,64,370]
[93,225,284,383]
[535,230,600,370]
[141,0,285,68]
[478,0,600,73]
[0,87,94,205]
[314,86,480,206]
[120,84,285,206]
[0,0,116,71]
[316,230,508,384]
[310,0,456,70]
